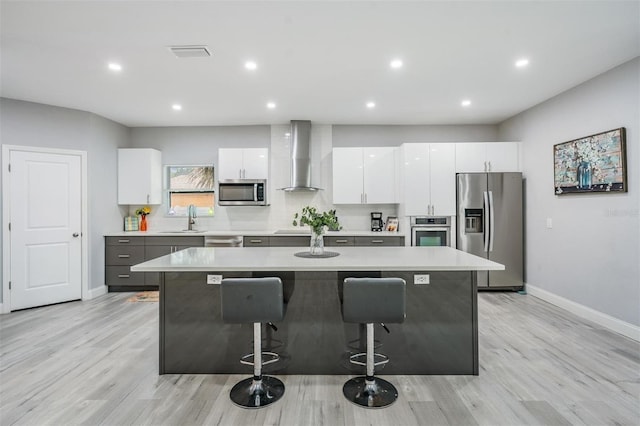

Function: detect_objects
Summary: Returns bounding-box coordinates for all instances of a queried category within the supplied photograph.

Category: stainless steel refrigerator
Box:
[456,172,523,290]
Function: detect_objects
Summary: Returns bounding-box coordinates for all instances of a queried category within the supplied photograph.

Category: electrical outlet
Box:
[414,274,430,285]
[207,274,222,285]
[546,218,553,229]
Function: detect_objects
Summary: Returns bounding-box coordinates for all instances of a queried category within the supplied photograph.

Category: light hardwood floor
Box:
[1,292,638,426]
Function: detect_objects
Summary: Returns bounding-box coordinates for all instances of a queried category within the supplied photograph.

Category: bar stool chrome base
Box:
[229,376,285,409]
[342,376,398,408]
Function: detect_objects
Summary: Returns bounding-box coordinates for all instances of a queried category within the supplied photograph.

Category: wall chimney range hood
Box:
[279,120,323,191]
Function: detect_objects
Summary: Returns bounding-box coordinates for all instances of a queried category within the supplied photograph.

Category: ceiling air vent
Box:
[169,45,211,58]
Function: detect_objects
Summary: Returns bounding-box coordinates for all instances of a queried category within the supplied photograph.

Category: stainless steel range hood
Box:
[279,120,323,191]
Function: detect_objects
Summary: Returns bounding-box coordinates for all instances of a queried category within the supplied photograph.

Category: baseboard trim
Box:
[86,285,108,300]
[526,284,640,342]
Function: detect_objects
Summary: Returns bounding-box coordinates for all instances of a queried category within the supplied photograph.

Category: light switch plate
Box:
[546,218,553,229]
[207,274,222,285]
[414,274,430,285]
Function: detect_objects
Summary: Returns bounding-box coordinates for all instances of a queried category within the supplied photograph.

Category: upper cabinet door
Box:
[332,147,364,204]
[485,142,519,172]
[363,147,397,204]
[242,148,269,179]
[118,148,162,205]
[428,143,456,215]
[455,142,520,172]
[400,143,430,215]
[218,148,245,180]
[455,143,487,173]
[218,148,269,180]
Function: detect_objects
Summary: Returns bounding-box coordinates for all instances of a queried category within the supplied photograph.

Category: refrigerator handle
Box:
[488,190,495,252]
[483,191,490,252]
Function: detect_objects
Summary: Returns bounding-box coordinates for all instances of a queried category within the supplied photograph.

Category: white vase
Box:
[310,231,325,255]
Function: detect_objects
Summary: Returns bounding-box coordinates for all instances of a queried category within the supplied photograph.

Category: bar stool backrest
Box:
[342,277,406,324]
[221,277,284,323]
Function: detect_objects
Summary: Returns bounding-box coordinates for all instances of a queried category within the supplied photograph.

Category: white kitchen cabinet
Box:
[401,143,456,216]
[332,147,397,204]
[455,142,520,172]
[118,148,162,205]
[218,148,268,180]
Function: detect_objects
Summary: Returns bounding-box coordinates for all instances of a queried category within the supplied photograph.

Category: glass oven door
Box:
[412,227,451,247]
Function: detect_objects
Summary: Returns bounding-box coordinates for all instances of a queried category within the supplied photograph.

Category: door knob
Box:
[72,233,80,237]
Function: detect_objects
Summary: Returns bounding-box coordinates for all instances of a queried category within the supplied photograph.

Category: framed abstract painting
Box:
[553,127,627,195]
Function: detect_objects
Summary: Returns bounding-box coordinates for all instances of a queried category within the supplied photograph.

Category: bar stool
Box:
[342,277,406,408]
[221,277,285,409]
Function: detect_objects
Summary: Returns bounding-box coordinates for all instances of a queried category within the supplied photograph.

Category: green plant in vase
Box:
[292,207,341,255]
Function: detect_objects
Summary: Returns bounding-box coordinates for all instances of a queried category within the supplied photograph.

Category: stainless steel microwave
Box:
[218,179,268,206]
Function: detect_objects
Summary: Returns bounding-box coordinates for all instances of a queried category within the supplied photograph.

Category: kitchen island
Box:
[131,246,503,375]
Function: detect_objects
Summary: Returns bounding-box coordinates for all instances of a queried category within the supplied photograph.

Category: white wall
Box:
[0,98,129,305]
[498,58,640,328]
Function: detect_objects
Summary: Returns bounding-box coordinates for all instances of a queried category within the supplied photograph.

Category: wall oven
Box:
[218,179,268,206]
[411,216,451,247]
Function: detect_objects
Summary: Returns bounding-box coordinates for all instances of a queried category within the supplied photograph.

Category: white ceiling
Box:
[1,1,639,128]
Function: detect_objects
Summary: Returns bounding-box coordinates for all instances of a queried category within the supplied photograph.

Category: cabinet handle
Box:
[488,161,492,172]
[118,239,130,243]
[118,254,130,258]
[147,194,150,203]
[250,239,262,243]
[364,193,367,203]
[243,169,246,178]
[118,274,130,278]
[335,239,349,243]
[371,239,384,244]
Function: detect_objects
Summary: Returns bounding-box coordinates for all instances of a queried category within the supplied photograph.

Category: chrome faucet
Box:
[187,205,197,231]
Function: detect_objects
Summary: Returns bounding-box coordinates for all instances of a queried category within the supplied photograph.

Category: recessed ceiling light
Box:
[461,99,472,107]
[366,102,376,109]
[245,61,257,70]
[267,102,276,109]
[108,62,122,72]
[390,59,403,69]
[172,104,182,111]
[515,58,529,68]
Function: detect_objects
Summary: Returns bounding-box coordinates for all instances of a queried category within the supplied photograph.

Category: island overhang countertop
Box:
[131,246,505,272]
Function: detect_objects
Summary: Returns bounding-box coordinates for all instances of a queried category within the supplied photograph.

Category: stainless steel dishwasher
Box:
[204,235,244,247]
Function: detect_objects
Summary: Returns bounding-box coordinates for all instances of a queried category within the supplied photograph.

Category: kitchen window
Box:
[166,165,215,216]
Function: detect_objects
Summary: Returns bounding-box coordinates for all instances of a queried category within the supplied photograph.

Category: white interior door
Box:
[9,150,82,310]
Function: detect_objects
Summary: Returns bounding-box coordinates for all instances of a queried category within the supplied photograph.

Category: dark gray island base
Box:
[159,270,478,375]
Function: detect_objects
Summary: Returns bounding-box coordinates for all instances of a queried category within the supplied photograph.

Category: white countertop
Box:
[105,230,406,237]
[131,246,504,272]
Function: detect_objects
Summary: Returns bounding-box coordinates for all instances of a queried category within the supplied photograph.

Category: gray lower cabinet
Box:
[243,236,270,247]
[269,236,309,247]
[105,236,204,290]
[105,237,146,288]
[325,236,354,246]
[244,235,403,247]
[105,234,402,289]
[354,236,405,246]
